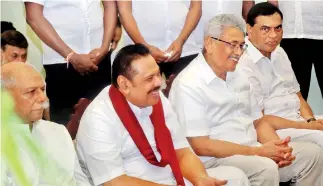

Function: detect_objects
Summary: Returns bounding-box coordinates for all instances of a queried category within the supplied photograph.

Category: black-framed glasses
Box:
[211,37,248,52]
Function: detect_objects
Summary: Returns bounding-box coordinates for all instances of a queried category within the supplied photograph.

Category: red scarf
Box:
[109,85,185,186]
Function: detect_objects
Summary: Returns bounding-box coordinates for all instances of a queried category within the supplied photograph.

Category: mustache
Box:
[148,86,161,94]
[41,101,50,109]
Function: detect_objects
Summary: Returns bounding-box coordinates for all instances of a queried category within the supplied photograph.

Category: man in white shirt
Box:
[1,62,90,186]
[237,2,323,148]
[117,1,201,78]
[169,14,323,186]
[24,0,117,124]
[268,0,323,100]
[76,44,250,186]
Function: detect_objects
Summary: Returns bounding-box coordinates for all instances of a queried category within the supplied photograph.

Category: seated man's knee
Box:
[252,156,279,180]
[207,166,250,186]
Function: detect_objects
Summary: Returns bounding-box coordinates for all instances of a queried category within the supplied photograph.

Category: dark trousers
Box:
[158,53,198,78]
[44,53,112,125]
[280,38,323,100]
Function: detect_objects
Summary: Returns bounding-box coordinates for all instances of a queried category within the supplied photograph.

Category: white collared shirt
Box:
[3,120,90,186]
[23,0,104,65]
[278,1,323,39]
[169,53,260,163]
[237,39,301,121]
[193,0,243,48]
[123,0,200,57]
[76,86,189,186]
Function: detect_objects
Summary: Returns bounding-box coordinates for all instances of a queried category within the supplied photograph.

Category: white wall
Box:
[2,0,322,114]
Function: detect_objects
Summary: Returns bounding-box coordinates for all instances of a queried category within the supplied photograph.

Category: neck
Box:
[26,121,33,132]
[203,52,227,81]
[249,38,271,58]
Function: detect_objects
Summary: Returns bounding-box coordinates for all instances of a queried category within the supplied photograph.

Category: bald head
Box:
[1,62,47,123]
[1,62,43,89]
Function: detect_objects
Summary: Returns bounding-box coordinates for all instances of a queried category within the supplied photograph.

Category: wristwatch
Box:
[307,117,316,123]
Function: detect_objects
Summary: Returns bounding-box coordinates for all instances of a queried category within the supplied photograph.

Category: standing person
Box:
[24,0,117,124]
[268,0,323,100]
[118,1,202,78]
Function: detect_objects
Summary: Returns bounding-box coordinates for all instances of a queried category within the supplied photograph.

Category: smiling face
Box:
[247,12,283,57]
[118,55,162,108]
[204,26,246,73]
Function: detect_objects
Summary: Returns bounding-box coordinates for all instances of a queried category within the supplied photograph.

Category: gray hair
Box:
[204,14,246,39]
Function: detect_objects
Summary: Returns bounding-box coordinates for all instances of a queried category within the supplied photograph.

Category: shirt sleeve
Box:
[281,49,301,93]
[76,109,125,186]
[160,92,190,150]
[238,65,265,113]
[22,0,44,5]
[168,82,210,137]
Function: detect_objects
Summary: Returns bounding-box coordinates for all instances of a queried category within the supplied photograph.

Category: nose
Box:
[268,29,277,38]
[234,45,243,56]
[36,89,48,103]
[155,75,162,87]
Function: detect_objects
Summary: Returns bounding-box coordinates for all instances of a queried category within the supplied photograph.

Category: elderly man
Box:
[1,62,90,185]
[236,2,323,148]
[169,14,323,186]
[76,44,250,186]
[1,30,28,65]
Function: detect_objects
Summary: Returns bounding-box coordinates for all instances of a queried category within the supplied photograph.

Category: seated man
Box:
[237,2,323,147]
[76,44,250,186]
[169,14,323,186]
[1,30,28,65]
[1,62,90,186]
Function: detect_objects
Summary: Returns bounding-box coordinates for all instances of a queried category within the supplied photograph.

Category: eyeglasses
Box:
[211,37,248,52]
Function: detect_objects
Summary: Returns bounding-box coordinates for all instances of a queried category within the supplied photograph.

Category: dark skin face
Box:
[1,45,27,64]
[247,12,283,58]
[117,55,162,108]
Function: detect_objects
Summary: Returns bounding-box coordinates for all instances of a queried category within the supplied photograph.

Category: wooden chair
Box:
[66,98,91,140]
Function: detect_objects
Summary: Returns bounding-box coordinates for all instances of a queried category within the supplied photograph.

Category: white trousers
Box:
[185,166,250,186]
[203,142,323,186]
[277,115,323,148]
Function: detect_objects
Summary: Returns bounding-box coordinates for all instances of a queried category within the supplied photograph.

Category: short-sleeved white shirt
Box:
[122,0,201,57]
[237,39,301,121]
[169,53,260,163]
[278,1,323,40]
[23,0,104,65]
[76,86,189,186]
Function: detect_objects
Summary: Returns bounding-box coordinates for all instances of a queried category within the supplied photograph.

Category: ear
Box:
[247,24,253,37]
[117,75,132,95]
[204,36,215,55]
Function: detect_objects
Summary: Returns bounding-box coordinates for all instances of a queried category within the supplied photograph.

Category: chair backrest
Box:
[162,74,176,98]
[66,98,91,140]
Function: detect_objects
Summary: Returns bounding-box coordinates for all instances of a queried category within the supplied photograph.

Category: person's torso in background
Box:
[123,0,200,58]
[193,0,243,49]
[42,0,104,65]
[279,1,323,39]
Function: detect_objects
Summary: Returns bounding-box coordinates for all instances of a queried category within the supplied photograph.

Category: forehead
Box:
[15,68,45,90]
[4,45,27,54]
[254,13,282,26]
[131,55,159,76]
[221,26,245,42]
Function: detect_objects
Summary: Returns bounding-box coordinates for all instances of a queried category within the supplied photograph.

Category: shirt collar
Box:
[196,53,218,84]
[245,38,281,64]
[197,52,236,84]
[127,101,153,118]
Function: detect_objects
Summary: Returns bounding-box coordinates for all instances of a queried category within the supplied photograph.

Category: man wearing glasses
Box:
[169,14,323,186]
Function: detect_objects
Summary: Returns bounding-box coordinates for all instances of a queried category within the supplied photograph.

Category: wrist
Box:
[307,117,316,123]
[249,146,261,156]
